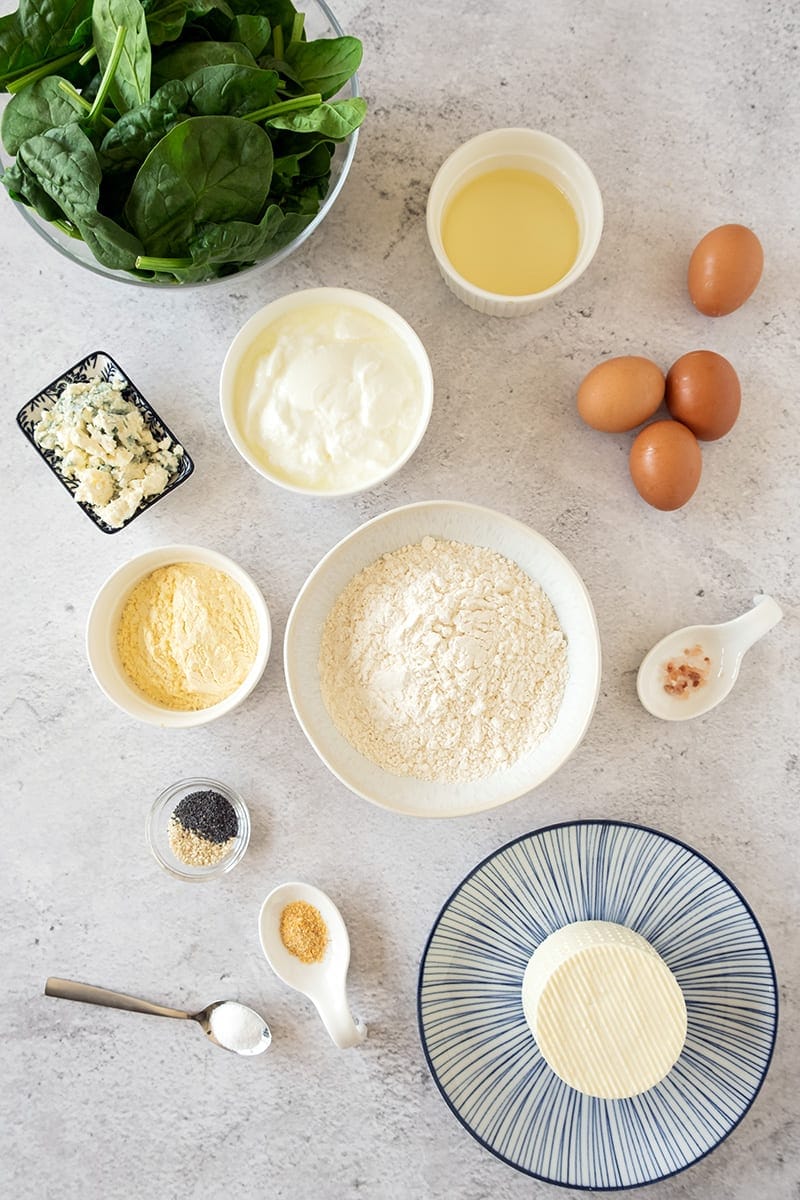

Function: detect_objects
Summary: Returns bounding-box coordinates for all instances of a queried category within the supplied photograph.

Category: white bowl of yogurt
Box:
[219,288,434,497]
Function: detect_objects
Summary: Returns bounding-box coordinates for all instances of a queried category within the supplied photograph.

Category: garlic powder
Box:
[33,376,183,527]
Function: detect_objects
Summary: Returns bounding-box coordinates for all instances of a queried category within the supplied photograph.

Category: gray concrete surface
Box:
[1,1,798,1196]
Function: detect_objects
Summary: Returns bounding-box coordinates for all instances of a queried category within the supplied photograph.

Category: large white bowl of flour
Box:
[284,501,601,817]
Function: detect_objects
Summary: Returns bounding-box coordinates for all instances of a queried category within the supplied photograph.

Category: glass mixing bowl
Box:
[0,0,360,289]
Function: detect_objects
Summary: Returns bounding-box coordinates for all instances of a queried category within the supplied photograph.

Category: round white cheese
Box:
[522,920,687,1100]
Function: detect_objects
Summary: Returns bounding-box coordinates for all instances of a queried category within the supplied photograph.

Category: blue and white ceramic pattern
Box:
[16,350,193,533]
[417,820,778,1190]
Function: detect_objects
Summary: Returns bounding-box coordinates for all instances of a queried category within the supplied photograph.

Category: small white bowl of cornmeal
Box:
[86,544,271,727]
[220,288,434,497]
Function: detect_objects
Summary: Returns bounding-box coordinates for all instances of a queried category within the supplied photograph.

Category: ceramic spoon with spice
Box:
[258,883,367,1049]
[637,594,783,721]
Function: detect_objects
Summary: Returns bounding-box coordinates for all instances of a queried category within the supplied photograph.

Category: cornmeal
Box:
[117,563,258,710]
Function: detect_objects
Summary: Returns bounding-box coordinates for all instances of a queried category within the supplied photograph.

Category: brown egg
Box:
[688,224,763,316]
[629,420,702,510]
[577,356,665,432]
[665,351,741,440]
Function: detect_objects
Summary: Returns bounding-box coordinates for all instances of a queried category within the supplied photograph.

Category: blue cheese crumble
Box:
[33,377,183,528]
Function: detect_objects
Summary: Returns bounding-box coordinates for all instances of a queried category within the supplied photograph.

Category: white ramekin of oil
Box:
[426,128,603,317]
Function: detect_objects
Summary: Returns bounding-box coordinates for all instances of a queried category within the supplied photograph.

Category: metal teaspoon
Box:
[44,978,271,1055]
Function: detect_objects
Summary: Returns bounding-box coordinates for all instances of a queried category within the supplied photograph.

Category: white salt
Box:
[209,1002,271,1055]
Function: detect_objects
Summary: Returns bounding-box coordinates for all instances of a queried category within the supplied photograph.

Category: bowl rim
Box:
[86,543,272,727]
[0,0,360,289]
[416,818,779,1189]
[146,776,251,881]
[219,286,435,497]
[283,500,602,816]
[426,126,604,307]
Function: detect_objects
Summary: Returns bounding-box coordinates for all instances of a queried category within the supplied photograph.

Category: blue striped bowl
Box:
[417,820,777,1189]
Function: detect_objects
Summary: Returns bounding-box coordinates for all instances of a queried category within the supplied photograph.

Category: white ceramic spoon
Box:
[637,594,783,722]
[258,882,367,1049]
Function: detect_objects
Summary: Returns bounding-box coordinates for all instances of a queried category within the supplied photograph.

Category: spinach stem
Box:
[135,255,193,271]
[88,25,127,124]
[243,92,322,123]
[289,12,304,46]
[79,46,97,67]
[272,23,284,60]
[52,218,83,239]
[4,48,85,92]
[57,79,115,129]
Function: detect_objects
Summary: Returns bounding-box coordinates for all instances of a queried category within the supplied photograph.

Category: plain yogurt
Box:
[233,303,427,493]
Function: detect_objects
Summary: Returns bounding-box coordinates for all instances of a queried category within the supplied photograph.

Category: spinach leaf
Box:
[256,53,300,86]
[98,77,188,169]
[179,5,231,41]
[284,36,361,100]
[284,176,328,215]
[270,130,331,185]
[260,207,312,249]
[294,138,331,178]
[269,162,329,216]
[189,202,285,263]
[161,202,313,278]
[223,0,295,27]
[268,95,365,139]
[92,0,151,114]
[70,13,93,43]
[1,158,67,221]
[81,209,144,266]
[125,114,273,254]
[0,0,92,87]
[270,155,297,183]
[133,203,299,283]
[151,39,255,85]
[17,121,100,215]
[228,14,270,57]
[142,0,231,46]
[1,75,84,154]
[2,0,364,280]
[183,63,277,116]
[14,121,143,265]
[270,143,311,180]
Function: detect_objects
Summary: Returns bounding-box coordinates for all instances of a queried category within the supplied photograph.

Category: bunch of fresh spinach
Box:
[0,0,365,281]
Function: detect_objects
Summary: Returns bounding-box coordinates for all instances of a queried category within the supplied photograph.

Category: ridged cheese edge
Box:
[522,921,687,1099]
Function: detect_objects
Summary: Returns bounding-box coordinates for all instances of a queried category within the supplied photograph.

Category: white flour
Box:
[318,536,568,782]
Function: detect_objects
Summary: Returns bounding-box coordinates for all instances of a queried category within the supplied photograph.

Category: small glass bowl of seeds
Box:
[147,778,250,881]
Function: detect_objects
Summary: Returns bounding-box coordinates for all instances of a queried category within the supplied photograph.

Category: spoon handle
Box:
[726,595,784,654]
[312,990,367,1049]
[45,978,191,1020]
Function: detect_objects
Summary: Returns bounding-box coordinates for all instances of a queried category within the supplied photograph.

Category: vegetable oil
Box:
[442,168,579,295]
